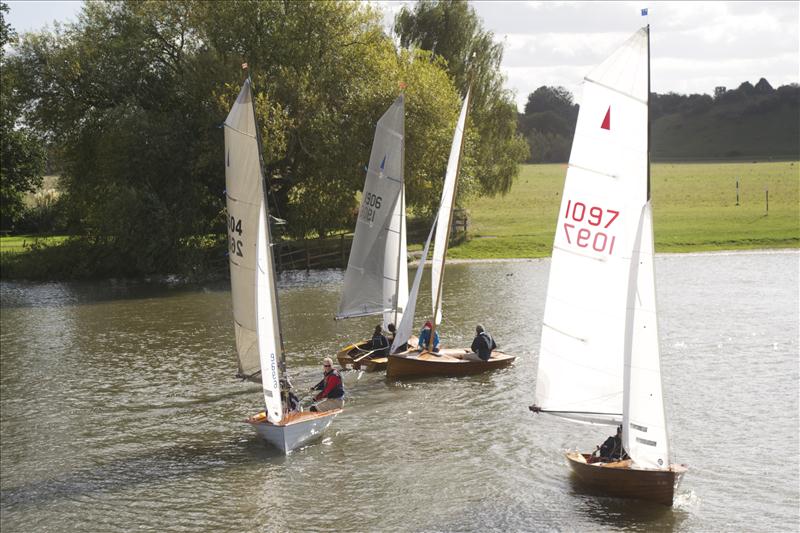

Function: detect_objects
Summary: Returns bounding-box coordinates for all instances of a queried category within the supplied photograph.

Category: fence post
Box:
[736,178,739,206]
[765,187,769,215]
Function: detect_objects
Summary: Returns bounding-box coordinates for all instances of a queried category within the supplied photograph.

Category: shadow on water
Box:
[567,474,689,531]
[0,279,231,310]
[0,436,283,508]
[0,268,343,310]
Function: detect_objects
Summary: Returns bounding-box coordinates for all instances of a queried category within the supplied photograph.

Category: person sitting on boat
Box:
[309,357,344,412]
[596,425,628,462]
[281,378,301,413]
[463,324,497,361]
[387,323,408,352]
[368,324,390,357]
[417,321,440,353]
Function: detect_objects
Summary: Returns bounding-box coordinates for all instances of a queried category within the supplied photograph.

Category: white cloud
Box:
[474,1,800,110]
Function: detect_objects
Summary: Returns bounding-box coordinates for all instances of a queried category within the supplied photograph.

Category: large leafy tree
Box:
[195,0,461,233]
[8,0,463,276]
[395,0,528,205]
[0,1,45,230]
[519,86,579,163]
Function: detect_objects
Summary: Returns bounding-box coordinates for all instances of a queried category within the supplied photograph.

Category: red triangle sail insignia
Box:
[601,106,611,130]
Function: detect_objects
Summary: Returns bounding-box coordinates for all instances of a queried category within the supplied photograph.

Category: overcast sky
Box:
[7,1,799,111]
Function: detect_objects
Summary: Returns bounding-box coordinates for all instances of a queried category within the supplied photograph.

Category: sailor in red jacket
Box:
[309,357,345,412]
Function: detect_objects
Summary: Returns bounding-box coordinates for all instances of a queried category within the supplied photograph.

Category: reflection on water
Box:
[1,251,798,531]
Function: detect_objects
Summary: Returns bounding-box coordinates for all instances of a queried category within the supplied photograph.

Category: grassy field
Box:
[448,161,799,259]
[1,162,797,265]
[0,234,68,254]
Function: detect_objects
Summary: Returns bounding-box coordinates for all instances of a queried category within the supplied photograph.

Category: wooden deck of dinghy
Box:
[566,452,687,506]
[385,348,515,379]
[246,408,341,427]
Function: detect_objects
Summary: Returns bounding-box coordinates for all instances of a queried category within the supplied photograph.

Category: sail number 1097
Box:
[562,200,619,255]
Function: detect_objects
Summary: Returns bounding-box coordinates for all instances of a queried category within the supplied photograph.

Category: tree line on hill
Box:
[0,0,527,278]
[518,79,800,163]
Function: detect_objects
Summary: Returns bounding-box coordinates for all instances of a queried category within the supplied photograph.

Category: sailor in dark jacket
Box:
[369,324,390,357]
[464,324,497,361]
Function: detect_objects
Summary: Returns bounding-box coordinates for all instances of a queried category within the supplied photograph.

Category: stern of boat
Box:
[246,409,341,453]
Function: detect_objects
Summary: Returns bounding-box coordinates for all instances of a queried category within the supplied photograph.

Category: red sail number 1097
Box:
[562,199,619,255]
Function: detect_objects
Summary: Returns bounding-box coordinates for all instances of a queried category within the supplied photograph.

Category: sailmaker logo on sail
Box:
[601,107,611,130]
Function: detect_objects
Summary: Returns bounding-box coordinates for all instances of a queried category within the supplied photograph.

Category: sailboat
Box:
[386,87,516,379]
[224,76,340,454]
[335,95,410,371]
[529,26,687,505]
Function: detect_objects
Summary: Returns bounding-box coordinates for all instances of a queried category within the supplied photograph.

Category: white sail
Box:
[431,88,470,325]
[338,95,406,325]
[623,202,669,468]
[391,213,438,353]
[383,185,408,328]
[225,80,283,422]
[535,28,649,426]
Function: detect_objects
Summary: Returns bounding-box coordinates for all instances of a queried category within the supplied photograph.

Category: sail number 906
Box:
[562,200,619,255]
[359,192,383,224]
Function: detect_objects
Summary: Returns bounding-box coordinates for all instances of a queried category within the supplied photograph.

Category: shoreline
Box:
[407,247,799,266]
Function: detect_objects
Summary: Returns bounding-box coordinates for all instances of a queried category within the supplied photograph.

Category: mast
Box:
[429,85,471,349]
[392,89,406,329]
[247,70,288,387]
[646,24,651,202]
[392,184,405,327]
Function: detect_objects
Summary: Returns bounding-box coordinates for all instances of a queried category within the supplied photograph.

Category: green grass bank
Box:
[1,161,797,279]
[448,161,799,259]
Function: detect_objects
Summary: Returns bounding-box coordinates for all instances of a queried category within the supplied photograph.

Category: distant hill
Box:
[651,81,799,160]
[519,80,800,162]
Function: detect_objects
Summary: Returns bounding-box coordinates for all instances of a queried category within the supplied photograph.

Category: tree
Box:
[195,0,462,231]
[524,86,575,117]
[395,0,528,204]
[0,1,46,230]
[519,86,578,162]
[8,0,464,277]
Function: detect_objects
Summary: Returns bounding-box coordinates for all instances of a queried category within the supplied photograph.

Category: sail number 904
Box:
[228,215,243,257]
[562,200,619,255]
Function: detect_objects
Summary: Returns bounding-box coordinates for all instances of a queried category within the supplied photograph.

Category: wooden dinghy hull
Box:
[336,340,369,369]
[336,336,417,370]
[386,349,516,379]
[246,409,341,453]
[566,452,687,506]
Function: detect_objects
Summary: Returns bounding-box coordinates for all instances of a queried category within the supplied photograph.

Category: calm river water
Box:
[1,250,798,532]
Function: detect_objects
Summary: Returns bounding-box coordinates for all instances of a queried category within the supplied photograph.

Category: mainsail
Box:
[431,88,470,326]
[338,96,407,327]
[535,27,658,437]
[225,80,283,423]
